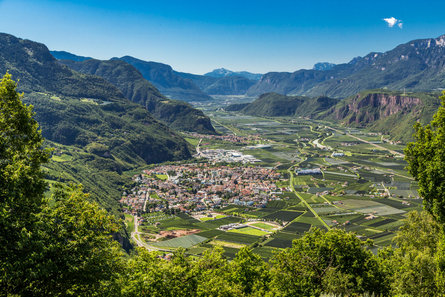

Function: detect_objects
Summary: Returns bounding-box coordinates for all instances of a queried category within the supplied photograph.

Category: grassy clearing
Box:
[51,154,73,162]
[124,214,135,234]
[156,174,168,180]
[184,137,200,146]
[199,217,215,222]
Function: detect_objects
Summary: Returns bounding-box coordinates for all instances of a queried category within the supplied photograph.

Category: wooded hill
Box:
[58,58,216,134]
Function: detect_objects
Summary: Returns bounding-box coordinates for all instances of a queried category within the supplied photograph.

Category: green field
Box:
[228,226,270,236]
[156,174,168,180]
[251,222,277,231]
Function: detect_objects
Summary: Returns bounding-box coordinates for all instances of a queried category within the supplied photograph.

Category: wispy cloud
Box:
[383,17,403,28]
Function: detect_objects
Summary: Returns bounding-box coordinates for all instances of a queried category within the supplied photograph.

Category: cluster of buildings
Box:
[120,164,283,215]
[219,223,247,231]
[199,149,261,164]
[185,132,261,144]
[296,168,322,175]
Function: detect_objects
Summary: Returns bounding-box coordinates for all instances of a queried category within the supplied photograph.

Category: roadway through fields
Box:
[287,166,330,230]
[324,125,405,157]
[131,215,166,252]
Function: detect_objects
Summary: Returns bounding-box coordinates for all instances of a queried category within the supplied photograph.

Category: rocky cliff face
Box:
[334,93,422,124]
[318,90,441,142]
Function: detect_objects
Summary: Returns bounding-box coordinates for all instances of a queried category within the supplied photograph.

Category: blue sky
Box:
[0,0,445,74]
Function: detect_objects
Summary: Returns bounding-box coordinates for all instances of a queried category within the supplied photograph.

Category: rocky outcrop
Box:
[336,93,422,124]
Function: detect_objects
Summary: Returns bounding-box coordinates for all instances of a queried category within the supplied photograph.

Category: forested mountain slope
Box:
[58,59,216,134]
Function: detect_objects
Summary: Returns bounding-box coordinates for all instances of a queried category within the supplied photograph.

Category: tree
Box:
[378,211,441,296]
[270,228,388,296]
[194,247,243,297]
[27,184,125,296]
[122,248,197,297]
[0,74,124,296]
[229,247,270,296]
[0,73,50,292]
[405,91,445,224]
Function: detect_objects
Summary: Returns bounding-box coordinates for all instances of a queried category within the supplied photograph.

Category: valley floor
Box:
[122,110,421,260]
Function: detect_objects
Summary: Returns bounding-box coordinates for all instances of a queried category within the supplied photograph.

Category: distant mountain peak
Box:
[312,62,336,71]
[204,68,262,81]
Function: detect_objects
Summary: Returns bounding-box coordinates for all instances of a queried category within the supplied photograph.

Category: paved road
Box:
[131,215,159,251]
[287,164,330,230]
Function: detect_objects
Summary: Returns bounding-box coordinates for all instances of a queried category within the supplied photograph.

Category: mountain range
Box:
[50,52,261,99]
[204,68,263,80]
[247,34,445,98]
[57,58,216,134]
[52,34,445,101]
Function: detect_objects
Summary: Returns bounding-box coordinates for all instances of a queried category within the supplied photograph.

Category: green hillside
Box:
[231,92,339,117]
[58,59,216,134]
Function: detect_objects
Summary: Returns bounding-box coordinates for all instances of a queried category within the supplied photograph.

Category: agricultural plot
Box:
[283,222,312,233]
[250,222,278,231]
[149,234,208,249]
[215,232,260,245]
[196,229,225,239]
[197,216,242,229]
[263,210,303,222]
[252,246,279,261]
[338,199,405,216]
[265,232,297,249]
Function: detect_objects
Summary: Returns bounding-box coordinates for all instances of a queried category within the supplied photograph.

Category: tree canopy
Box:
[406,91,445,224]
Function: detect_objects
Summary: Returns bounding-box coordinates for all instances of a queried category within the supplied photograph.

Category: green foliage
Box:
[28,184,125,296]
[0,74,123,296]
[0,73,50,292]
[270,228,387,296]
[379,211,443,297]
[229,247,270,296]
[405,91,445,223]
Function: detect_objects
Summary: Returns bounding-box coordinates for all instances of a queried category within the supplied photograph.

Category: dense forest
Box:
[1,73,445,296]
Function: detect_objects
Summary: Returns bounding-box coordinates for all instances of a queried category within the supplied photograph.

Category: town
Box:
[120,163,284,215]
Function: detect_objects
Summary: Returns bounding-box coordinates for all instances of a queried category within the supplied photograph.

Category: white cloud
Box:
[383,17,403,29]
